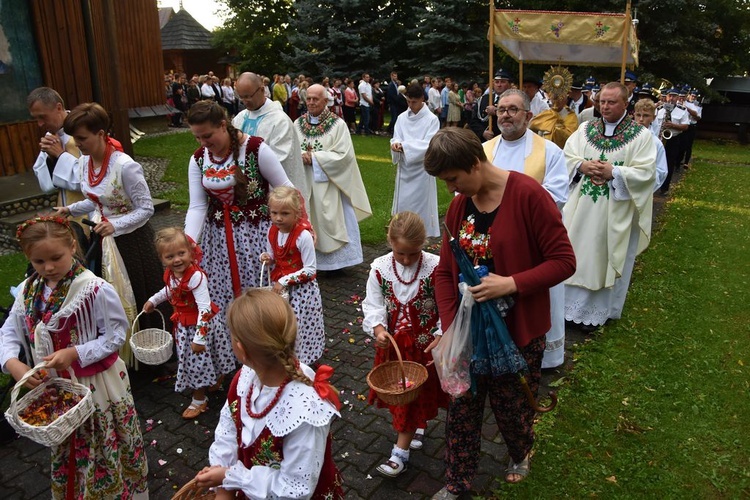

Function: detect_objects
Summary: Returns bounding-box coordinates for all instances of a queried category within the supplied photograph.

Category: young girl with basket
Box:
[144,227,230,419]
[362,211,449,477]
[193,288,343,499]
[260,186,325,365]
[0,216,148,498]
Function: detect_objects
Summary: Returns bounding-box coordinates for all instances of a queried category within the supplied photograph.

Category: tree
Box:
[212,0,294,76]
[286,0,389,79]
[404,0,489,82]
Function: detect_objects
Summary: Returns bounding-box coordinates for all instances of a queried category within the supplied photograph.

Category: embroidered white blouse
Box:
[66,151,154,237]
[208,364,339,499]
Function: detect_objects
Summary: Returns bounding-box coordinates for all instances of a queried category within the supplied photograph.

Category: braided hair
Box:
[227,289,312,385]
[187,100,248,203]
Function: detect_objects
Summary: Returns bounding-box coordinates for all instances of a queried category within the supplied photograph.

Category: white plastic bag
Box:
[432,286,474,397]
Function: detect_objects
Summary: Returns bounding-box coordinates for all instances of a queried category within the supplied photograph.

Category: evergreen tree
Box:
[286,0,388,79]
[212,0,294,76]
[404,0,489,82]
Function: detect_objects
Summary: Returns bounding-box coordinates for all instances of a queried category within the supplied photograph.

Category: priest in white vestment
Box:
[294,85,372,271]
[563,83,656,330]
[233,72,309,208]
[390,83,440,237]
[483,89,569,368]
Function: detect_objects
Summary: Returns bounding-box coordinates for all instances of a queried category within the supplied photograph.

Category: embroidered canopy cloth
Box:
[491,10,639,67]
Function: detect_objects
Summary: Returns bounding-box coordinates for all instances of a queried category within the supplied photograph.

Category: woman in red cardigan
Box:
[424,128,575,499]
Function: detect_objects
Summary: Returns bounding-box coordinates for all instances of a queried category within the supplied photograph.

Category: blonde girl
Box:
[0,216,148,498]
[260,186,325,365]
[144,227,231,419]
[194,289,343,499]
[362,211,449,477]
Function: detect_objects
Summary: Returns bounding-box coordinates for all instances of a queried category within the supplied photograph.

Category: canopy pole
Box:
[519,61,524,90]
[620,0,632,83]
[488,0,495,130]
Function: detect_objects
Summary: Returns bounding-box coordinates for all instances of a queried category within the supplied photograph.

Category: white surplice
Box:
[390,103,440,237]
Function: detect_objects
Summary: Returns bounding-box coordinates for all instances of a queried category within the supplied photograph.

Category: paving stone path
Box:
[0,162,682,499]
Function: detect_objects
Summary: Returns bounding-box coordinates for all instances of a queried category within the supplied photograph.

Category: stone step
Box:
[0,198,170,255]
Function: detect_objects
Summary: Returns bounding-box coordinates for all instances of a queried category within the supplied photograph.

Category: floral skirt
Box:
[200,218,271,376]
[175,322,230,392]
[51,358,148,499]
[288,280,325,365]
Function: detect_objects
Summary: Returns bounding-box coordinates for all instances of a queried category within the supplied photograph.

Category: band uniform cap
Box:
[571,81,584,90]
[494,69,514,81]
[624,70,638,83]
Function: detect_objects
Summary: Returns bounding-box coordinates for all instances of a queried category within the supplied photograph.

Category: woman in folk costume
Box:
[362,212,449,477]
[194,289,343,499]
[390,83,441,238]
[0,217,148,498]
[185,100,299,379]
[54,102,166,357]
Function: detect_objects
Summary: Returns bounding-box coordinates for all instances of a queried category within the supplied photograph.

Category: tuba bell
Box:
[660,102,675,141]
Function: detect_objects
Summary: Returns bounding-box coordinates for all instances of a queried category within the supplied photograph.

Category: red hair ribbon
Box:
[313,365,341,411]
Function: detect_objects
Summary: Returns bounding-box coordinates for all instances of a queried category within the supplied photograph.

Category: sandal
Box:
[410,428,425,450]
[376,455,408,477]
[505,454,530,483]
[182,400,207,419]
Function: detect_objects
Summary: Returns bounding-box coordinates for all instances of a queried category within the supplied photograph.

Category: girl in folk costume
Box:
[185,100,295,374]
[144,227,229,420]
[0,217,148,498]
[194,289,344,499]
[260,186,324,365]
[362,212,449,477]
[54,103,166,340]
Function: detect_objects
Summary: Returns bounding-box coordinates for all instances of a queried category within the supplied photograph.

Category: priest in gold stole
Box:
[482,88,569,369]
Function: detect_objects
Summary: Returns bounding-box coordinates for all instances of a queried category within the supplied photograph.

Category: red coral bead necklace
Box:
[245,377,291,419]
[392,252,423,286]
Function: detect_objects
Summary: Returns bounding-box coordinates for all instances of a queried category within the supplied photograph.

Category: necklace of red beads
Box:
[391,252,423,286]
[87,144,114,187]
[208,148,231,165]
[245,377,291,419]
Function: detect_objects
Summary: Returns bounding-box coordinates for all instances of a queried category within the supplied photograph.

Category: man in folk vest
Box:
[482,88,569,368]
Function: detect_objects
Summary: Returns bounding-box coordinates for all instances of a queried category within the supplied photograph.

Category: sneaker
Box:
[431,486,459,499]
[376,455,408,477]
[182,400,207,419]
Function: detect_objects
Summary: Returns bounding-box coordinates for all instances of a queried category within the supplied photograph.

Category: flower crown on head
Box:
[16,215,72,241]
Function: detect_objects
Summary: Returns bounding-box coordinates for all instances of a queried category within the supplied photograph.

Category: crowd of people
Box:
[0,62,700,498]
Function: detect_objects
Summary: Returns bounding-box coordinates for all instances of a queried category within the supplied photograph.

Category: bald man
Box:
[233,72,309,206]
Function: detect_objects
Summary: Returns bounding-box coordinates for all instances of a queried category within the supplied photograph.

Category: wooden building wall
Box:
[0,0,164,177]
[30,0,164,110]
[0,122,42,177]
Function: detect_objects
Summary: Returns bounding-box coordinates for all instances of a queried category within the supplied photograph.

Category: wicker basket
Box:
[367,332,428,406]
[171,478,216,500]
[129,309,173,365]
[4,362,95,447]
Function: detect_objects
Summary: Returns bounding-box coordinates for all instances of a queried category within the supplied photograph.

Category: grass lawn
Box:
[132,130,453,245]
[493,144,750,497]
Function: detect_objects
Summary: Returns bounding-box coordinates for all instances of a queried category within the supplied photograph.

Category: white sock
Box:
[191,397,206,407]
[392,445,410,462]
